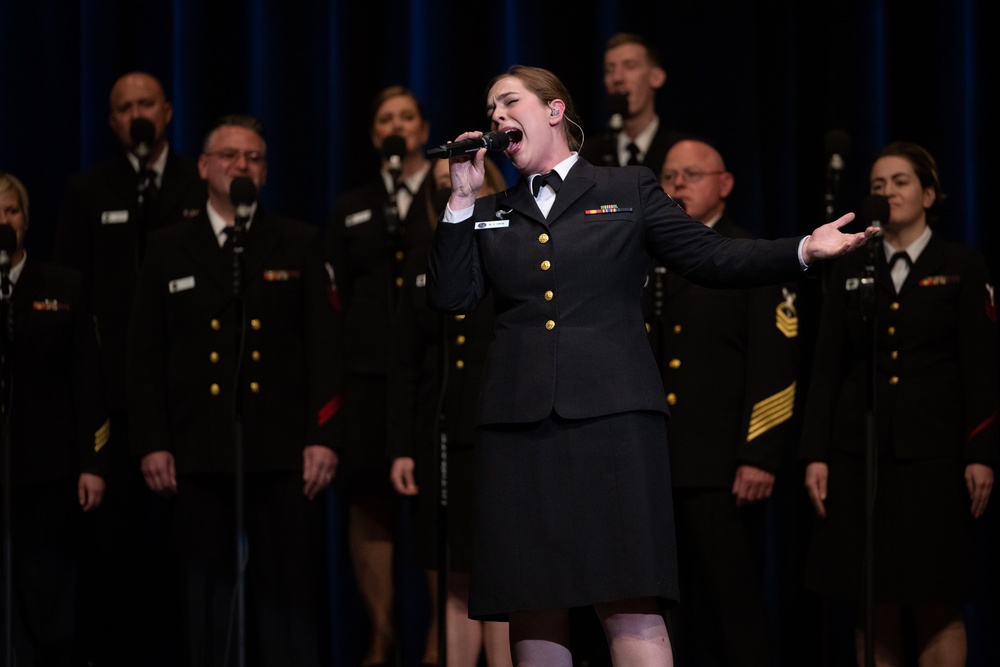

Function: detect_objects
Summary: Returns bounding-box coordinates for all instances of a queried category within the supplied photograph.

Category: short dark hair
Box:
[605,32,662,69]
[203,114,266,152]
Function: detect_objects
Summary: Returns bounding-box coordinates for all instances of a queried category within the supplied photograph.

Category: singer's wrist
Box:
[449,193,477,211]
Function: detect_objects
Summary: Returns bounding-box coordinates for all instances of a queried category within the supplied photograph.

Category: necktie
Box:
[531,171,563,197]
[625,142,641,166]
[221,226,234,250]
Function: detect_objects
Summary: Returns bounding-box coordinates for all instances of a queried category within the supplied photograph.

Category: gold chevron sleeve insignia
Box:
[776,287,799,338]
[746,382,796,442]
[94,418,111,452]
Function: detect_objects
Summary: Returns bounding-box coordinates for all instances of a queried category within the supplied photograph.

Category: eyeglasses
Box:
[661,169,725,185]
[205,148,266,165]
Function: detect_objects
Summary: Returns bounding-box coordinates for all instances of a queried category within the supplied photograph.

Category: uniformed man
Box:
[655,139,799,667]
[127,114,343,667]
[52,71,205,665]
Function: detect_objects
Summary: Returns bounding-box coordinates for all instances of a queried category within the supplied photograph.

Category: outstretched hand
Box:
[802,212,878,264]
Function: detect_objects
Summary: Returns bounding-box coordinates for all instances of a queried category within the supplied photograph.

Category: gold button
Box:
[668,358,681,369]
[252,350,261,362]
[545,320,555,330]
[210,383,220,396]
[666,393,677,406]
[673,325,682,334]
[250,319,262,330]
[890,302,900,311]
[538,233,549,244]
[889,376,899,385]
[456,335,466,345]
[210,351,219,363]
[645,322,652,333]
[890,350,898,360]
[887,326,896,336]
[454,314,466,321]
[210,319,221,330]
[455,359,465,369]
[250,382,260,393]
[540,260,551,271]
[395,276,404,287]
[395,250,405,261]
[544,290,554,301]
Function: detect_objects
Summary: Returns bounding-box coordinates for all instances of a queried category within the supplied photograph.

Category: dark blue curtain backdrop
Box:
[2,0,998,664]
[1,0,996,269]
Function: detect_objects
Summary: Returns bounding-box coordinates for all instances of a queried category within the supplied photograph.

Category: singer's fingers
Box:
[831,211,856,229]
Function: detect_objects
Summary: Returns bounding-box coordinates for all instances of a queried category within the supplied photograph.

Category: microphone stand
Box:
[433,316,451,667]
[1,272,13,667]
[229,218,249,667]
[858,238,879,667]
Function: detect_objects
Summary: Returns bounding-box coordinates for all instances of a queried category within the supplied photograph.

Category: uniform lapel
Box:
[545,159,596,223]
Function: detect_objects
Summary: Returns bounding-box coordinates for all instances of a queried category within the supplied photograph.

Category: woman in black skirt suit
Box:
[426,65,875,666]
[801,141,997,666]
[326,85,435,666]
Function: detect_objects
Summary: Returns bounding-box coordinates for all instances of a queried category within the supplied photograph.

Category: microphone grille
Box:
[229,176,257,208]
[381,135,407,161]
[861,194,890,228]
[130,118,156,158]
[0,223,17,255]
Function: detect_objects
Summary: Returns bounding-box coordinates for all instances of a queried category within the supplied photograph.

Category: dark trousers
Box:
[669,487,772,667]
[173,472,329,667]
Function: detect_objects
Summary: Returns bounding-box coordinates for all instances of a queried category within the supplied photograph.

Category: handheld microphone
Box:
[230,177,257,226]
[861,194,890,231]
[426,129,522,159]
[130,117,156,165]
[382,135,407,176]
[607,93,628,133]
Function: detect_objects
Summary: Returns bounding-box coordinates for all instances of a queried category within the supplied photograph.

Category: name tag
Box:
[101,210,129,224]
[475,220,509,230]
[345,209,372,227]
[415,273,426,288]
[169,276,196,293]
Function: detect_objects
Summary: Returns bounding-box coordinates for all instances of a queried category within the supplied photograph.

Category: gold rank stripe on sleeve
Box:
[746,382,796,443]
[94,418,111,452]
[775,287,798,339]
[32,300,72,312]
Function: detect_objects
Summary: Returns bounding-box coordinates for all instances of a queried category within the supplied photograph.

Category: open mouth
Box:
[502,127,523,154]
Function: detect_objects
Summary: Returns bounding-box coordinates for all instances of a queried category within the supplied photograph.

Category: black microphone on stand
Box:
[860,194,890,232]
[227,175,256,667]
[823,129,850,222]
[229,177,256,298]
[382,135,407,240]
[607,92,628,134]
[382,134,407,184]
[0,225,14,300]
[426,129,522,159]
[130,117,156,170]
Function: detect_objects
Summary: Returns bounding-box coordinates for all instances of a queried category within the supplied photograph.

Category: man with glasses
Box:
[656,138,798,667]
[127,114,343,667]
[53,71,204,667]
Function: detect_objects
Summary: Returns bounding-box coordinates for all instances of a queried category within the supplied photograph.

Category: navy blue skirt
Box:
[469,410,679,620]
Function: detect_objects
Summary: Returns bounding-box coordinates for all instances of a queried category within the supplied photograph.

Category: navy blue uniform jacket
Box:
[427,158,806,426]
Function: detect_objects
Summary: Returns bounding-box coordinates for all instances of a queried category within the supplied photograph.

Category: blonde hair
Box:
[0,172,29,226]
